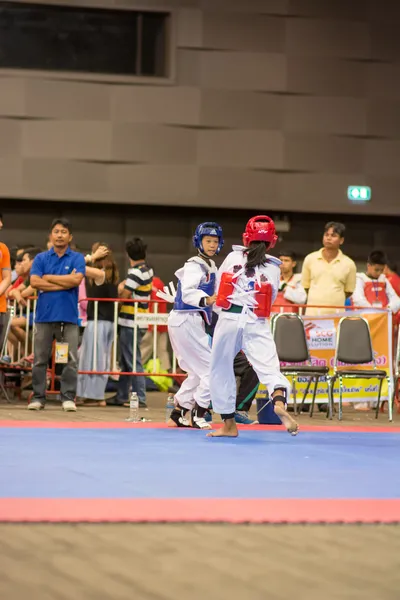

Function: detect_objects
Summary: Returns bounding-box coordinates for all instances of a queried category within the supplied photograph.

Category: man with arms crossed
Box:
[28,218,85,412]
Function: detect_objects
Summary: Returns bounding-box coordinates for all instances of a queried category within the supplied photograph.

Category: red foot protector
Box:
[0,498,399,524]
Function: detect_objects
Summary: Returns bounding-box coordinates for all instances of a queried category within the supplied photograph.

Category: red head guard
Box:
[242,215,278,248]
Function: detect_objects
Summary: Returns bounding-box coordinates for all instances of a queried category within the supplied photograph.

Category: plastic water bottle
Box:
[126,392,140,422]
[166,394,175,422]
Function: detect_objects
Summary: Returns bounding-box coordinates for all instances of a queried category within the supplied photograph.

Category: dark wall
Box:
[1,200,399,283]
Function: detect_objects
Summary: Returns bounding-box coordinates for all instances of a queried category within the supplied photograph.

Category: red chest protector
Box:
[364,281,389,307]
[216,272,273,318]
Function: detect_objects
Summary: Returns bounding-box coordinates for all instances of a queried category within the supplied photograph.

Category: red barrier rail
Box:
[0,297,398,409]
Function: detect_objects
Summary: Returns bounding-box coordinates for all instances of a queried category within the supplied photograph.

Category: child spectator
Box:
[115,238,153,408]
[7,247,42,359]
[384,261,400,297]
[352,251,400,314]
[272,250,306,312]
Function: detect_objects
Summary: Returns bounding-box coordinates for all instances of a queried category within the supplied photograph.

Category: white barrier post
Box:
[1,301,15,359]
[153,302,158,365]
[93,301,99,371]
[31,298,37,355]
[25,298,31,358]
[112,301,118,372]
[133,301,138,374]
[17,301,23,363]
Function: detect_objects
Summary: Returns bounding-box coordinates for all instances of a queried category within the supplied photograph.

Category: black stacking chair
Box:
[331,316,392,421]
[272,313,332,417]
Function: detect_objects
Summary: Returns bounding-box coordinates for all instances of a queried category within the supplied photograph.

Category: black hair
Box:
[10,245,19,270]
[14,245,36,264]
[368,250,387,266]
[245,241,268,270]
[278,250,296,262]
[23,247,42,261]
[324,221,346,238]
[386,260,398,273]
[15,246,28,263]
[126,237,147,261]
[50,218,72,233]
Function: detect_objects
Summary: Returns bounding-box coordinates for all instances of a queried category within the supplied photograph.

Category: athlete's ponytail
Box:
[245,241,267,270]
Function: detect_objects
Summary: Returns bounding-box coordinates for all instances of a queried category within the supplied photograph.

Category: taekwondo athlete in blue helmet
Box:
[161,222,223,429]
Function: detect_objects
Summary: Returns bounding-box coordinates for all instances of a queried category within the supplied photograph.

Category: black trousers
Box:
[234,351,259,412]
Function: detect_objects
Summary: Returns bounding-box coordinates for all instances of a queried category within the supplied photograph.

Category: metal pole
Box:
[133,301,138,373]
[112,301,118,372]
[93,301,99,371]
[25,299,30,358]
[17,302,22,363]
[153,301,158,365]
[11,300,16,362]
[31,299,37,355]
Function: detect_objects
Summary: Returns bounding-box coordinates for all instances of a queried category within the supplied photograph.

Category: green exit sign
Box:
[347,186,371,202]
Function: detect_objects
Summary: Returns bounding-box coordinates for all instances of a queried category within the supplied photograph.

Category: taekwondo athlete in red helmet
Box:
[159,222,224,429]
[207,216,299,438]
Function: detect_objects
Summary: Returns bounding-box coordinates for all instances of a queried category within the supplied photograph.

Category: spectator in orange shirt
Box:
[0,234,12,347]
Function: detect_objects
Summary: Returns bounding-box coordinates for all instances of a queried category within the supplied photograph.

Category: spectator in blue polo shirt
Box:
[28,218,86,411]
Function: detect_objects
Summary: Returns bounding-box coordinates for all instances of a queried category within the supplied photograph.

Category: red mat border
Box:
[0,420,399,433]
[0,498,399,523]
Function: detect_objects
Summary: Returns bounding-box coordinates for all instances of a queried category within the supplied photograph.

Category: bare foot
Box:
[207,418,238,438]
[274,404,299,436]
[167,418,178,428]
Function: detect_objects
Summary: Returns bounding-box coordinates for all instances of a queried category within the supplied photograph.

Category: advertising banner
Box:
[257,309,392,404]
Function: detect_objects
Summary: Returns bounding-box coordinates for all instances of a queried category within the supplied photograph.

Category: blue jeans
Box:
[117,326,146,405]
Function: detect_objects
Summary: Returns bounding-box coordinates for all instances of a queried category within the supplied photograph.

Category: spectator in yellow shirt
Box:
[301,222,356,316]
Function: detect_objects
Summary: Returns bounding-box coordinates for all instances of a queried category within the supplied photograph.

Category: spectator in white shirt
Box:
[352,250,400,314]
[272,250,306,312]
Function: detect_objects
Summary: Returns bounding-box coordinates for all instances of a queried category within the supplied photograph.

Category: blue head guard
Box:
[193,222,224,255]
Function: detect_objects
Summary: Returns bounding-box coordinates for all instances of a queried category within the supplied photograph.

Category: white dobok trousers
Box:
[168,311,211,410]
[210,314,291,416]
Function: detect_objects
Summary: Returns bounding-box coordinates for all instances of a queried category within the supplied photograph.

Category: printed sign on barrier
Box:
[304,319,336,350]
[135,313,169,326]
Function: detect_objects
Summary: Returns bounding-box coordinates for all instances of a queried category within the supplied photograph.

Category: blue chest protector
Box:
[174,272,216,325]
